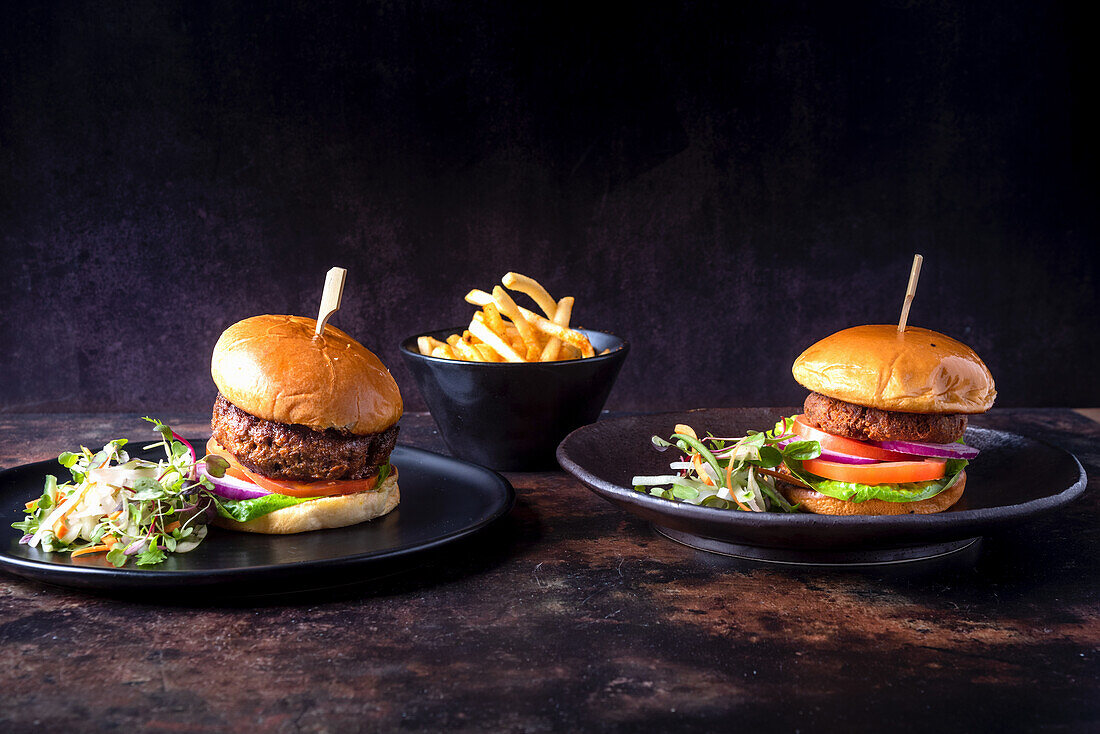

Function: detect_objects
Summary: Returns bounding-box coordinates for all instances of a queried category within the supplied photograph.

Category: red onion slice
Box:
[874,440,978,460]
[817,449,879,465]
[197,463,272,500]
[776,439,879,465]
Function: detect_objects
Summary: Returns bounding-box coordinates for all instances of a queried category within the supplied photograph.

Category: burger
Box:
[201,314,403,534]
[777,324,996,515]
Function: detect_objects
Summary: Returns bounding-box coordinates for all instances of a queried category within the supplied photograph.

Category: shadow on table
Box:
[672,521,1094,602]
[676,533,985,581]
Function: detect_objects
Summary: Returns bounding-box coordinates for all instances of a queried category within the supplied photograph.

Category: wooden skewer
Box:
[315,266,347,336]
[897,254,923,333]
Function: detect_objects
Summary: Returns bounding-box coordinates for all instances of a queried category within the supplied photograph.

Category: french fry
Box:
[560,342,581,360]
[477,303,525,355]
[465,289,494,307]
[466,289,594,357]
[469,312,525,362]
[502,272,558,318]
[418,336,450,356]
[473,343,502,362]
[451,337,483,361]
[423,277,597,363]
[492,286,540,354]
[482,302,507,336]
[529,317,594,357]
[539,296,574,361]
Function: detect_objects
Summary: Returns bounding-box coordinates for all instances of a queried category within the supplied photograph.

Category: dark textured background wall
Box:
[1,1,1096,413]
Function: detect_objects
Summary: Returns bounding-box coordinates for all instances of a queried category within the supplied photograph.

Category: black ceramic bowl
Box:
[400,327,628,471]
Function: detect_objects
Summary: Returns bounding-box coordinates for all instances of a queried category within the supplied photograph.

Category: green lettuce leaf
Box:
[375,463,391,485]
[215,493,313,523]
[785,458,968,503]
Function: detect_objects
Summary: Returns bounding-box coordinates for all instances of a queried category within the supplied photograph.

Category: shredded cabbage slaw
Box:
[631,420,822,513]
[13,418,216,567]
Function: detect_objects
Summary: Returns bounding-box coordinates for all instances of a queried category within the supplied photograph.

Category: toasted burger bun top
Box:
[212,314,403,435]
[792,325,995,414]
[779,472,966,516]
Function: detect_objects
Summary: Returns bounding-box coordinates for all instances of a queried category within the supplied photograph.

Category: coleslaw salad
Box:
[632,419,820,513]
[12,418,223,567]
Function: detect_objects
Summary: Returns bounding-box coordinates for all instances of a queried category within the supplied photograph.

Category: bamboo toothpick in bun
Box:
[897,253,923,333]
[315,266,347,337]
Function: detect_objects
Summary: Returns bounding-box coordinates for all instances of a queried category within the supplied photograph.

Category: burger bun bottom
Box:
[212,471,399,534]
[779,471,965,516]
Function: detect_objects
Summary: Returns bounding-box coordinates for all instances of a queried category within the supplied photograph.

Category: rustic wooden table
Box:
[1,409,1097,733]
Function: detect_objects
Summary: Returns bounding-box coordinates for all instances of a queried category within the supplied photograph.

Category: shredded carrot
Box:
[25,500,37,511]
[53,483,93,536]
[102,535,118,548]
[71,544,110,558]
[674,424,698,439]
[163,521,180,533]
[108,510,122,519]
[693,454,716,487]
[724,459,751,511]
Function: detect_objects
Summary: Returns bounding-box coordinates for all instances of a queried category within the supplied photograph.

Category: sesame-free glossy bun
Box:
[212,314,403,435]
[792,325,995,414]
[780,472,966,515]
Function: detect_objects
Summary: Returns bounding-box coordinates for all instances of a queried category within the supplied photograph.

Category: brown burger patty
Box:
[803,392,966,444]
[211,394,399,481]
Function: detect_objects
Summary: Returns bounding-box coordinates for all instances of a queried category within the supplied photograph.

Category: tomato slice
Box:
[224,466,253,482]
[235,464,379,497]
[801,457,946,484]
[790,415,914,462]
[205,437,383,498]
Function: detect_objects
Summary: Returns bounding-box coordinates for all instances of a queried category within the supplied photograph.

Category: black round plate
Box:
[556,410,1087,560]
[0,444,514,592]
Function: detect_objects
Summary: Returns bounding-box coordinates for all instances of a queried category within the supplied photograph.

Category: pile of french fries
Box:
[417,272,598,362]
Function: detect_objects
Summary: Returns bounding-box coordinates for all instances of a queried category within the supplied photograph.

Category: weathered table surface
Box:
[1,409,1097,733]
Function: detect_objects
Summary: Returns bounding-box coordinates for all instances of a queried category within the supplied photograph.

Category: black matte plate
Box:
[0,444,514,592]
[557,410,1087,555]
